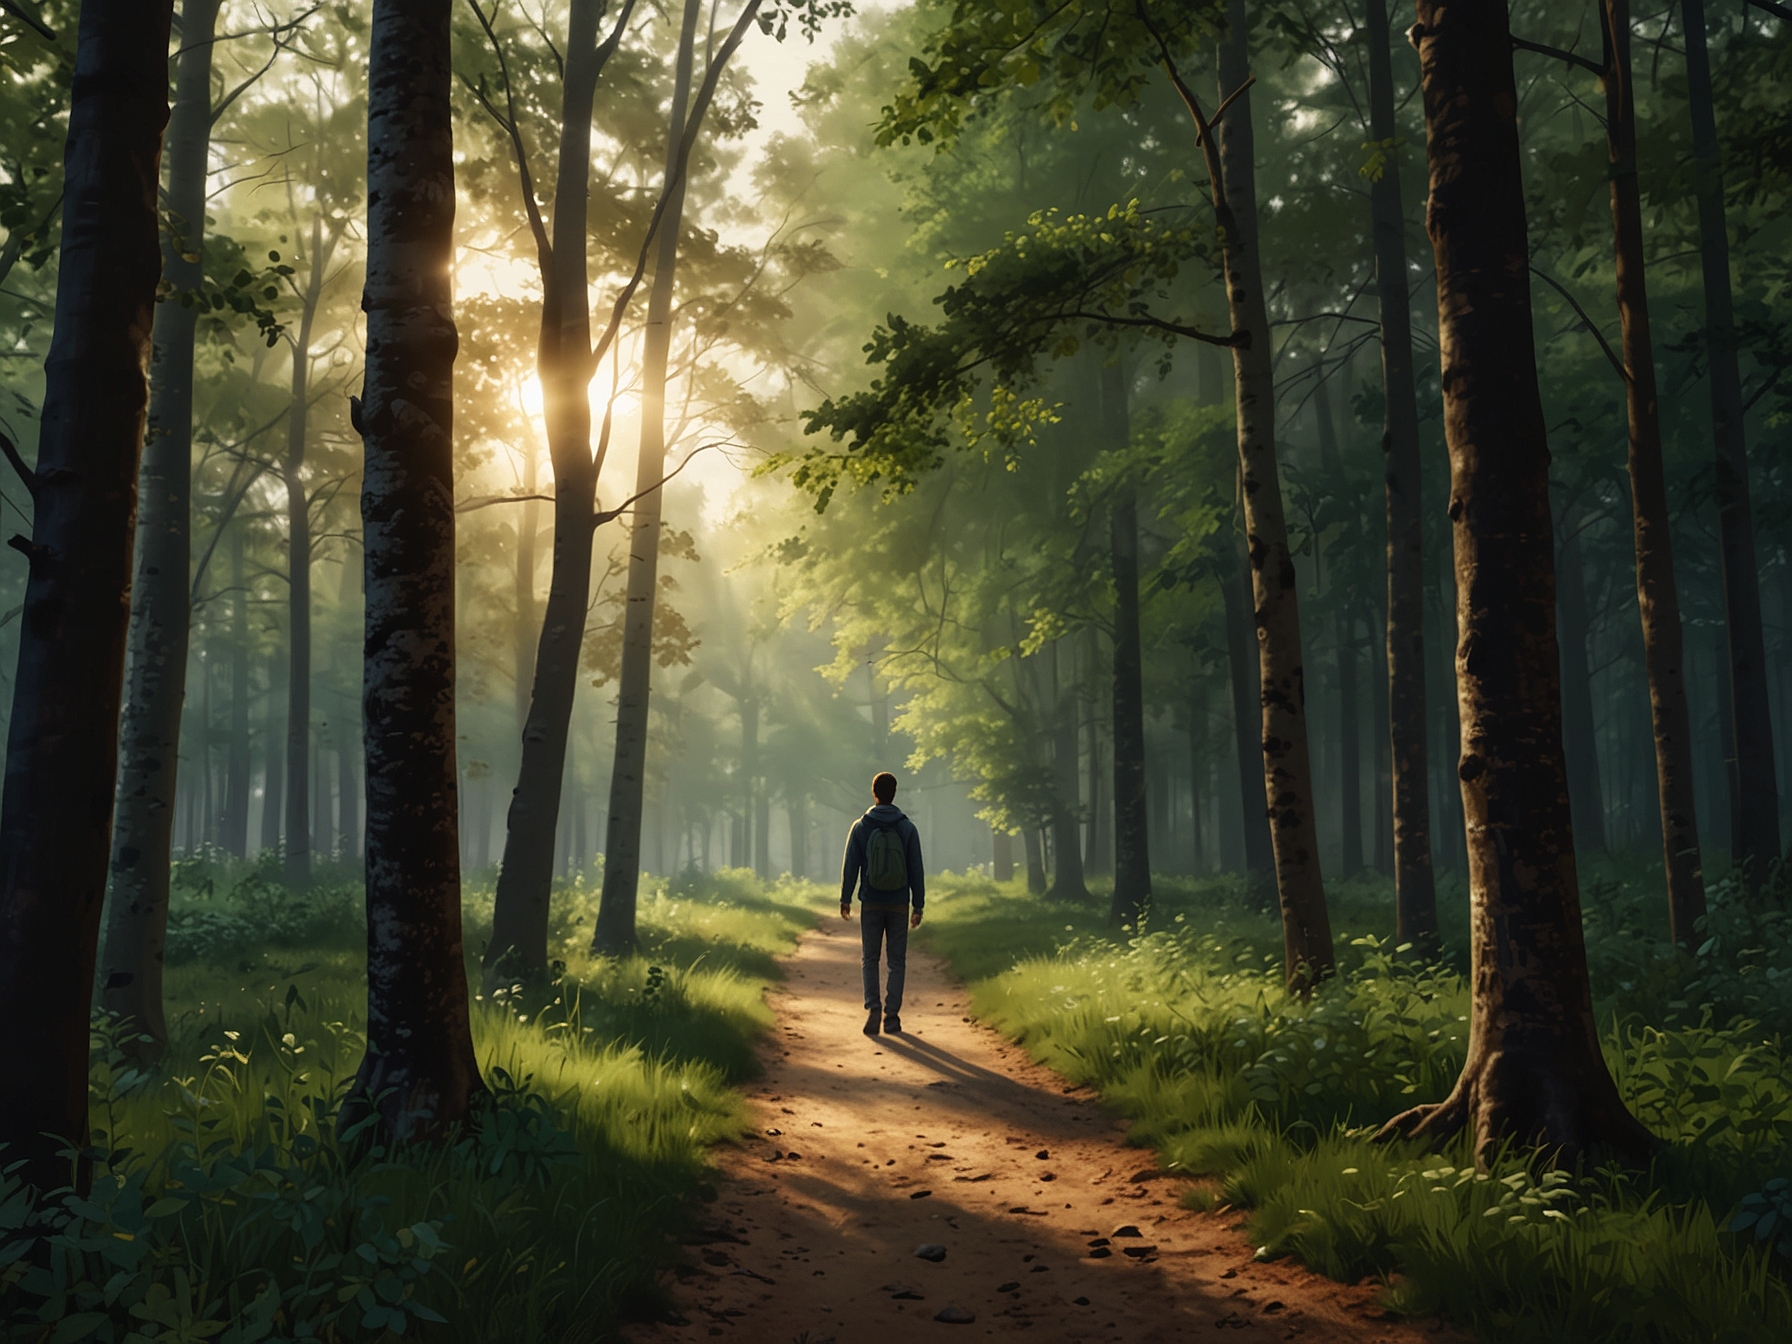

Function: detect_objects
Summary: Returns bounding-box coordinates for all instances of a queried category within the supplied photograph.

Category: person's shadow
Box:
[874,1033,1094,1138]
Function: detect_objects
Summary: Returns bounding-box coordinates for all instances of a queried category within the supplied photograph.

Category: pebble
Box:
[914,1243,947,1262]
[1112,1225,1142,1237]
[934,1306,976,1324]
[997,1281,1019,1292]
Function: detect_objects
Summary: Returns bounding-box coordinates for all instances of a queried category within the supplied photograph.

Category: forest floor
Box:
[628,922,1461,1344]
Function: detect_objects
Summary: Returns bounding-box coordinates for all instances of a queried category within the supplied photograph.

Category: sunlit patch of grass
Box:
[923,880,1792,1343]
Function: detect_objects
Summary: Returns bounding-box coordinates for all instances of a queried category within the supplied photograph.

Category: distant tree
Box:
[341,0,485,1142]
[1378,0,1652,1166]
[0,0,177,1193]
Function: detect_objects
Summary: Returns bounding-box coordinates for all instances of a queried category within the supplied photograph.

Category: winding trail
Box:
[629,924,1459,1343]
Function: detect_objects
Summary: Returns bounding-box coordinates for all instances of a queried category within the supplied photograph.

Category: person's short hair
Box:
[872,771,897,804]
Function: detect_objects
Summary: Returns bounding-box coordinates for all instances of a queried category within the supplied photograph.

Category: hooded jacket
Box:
[839,803,925,912]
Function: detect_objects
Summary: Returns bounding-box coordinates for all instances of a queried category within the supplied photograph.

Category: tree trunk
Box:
[0,0,175,1195]
[788,790,807,879]
[1367,594,1394,875]
[1595,0,1704,938]
[1187,682,1209,871]
[487,0,608,980]
[1213,0,1332,985]
[993,828,1014,882]
[283,215,334,889]
[1106,371,1152,922]
[1554,510,1607,851]
[595,0,703,954]
[1380,0,1652,1167]
[262,646,285,853]
[338,729,359,862]
[221,525,252,856]
[1336,608,1364,877]
[99,0,220,1057]
[1024,827,1047,892]
[342,0,485,1145]
[1365,0,1437,950]
[1682,0,1779,879]
[1221,522,1273,878]
[514,449,538,739]
[1047,642,1090,900]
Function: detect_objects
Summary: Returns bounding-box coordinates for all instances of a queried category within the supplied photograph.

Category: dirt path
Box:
[629,924,1459,1343]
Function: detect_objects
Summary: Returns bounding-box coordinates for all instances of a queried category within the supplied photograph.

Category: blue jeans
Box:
[860,906,909,1015]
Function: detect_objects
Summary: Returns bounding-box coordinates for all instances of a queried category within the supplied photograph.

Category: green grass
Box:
[918,867,1792,1344]
[2,864,823,1342]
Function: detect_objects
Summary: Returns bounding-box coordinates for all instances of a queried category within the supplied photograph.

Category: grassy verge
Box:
[2,861,820,1342]
[918,866,1792,1344]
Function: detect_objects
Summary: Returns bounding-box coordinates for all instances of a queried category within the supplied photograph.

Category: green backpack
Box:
[864,817,908,891]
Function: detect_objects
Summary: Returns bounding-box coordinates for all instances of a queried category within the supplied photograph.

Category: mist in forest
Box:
[1,1,1790,1340]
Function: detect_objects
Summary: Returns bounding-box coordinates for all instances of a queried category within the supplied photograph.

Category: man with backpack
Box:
[840,771,925,1036]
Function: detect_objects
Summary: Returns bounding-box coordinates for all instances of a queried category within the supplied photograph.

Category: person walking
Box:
[840,771,925,1035]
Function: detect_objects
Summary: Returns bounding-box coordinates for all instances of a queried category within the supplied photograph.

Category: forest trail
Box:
[628,924,1459,1344]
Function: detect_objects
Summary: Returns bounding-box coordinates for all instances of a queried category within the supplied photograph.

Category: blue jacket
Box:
[840,804,925,912]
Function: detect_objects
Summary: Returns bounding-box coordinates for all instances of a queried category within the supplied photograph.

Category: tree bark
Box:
[595,0,704,954]
[1554,509,1607,851]
[1047,642,1090,900]
[1106,358,1151,921]
[993,827,1014,881]
[221,525,252,856]
[1365,0,1437,950]
[1597,0,1704,937]
[341,0,485,1144]
[1213,0,1332,986]
[513,448,538,738]
[0,0,175,1194]
[100,0,221,1056]
[1337,607,1364,877]
[262,644,284,852]
[1220,524,1273,880]
[1024,827,1047,892]
[1379,0,1652,1167]
[283,215,335,888]
[487,0,609,979]
[1682,0,1779,879]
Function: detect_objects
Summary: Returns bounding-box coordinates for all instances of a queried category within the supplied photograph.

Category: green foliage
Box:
[922,877,1792,1343]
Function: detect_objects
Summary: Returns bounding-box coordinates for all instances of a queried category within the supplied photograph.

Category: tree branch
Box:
[454,491,557,513]
[209,6,321,126]
[0,428,36,500]
[0,0,54,42]
[464,0,553,276]
[1510,34,1606,78]
[592,440,725,527]
[1057,308,1246,348]
[1745,0,1792,23]
[1529,265,1628,384]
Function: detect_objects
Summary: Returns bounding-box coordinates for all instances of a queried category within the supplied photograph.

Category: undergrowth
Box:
[1,866,819,1342]
[921,866,1792,1343]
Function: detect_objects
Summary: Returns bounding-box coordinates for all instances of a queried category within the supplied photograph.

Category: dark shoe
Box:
[883,1014,902,1034]
[864,1010,881,1036]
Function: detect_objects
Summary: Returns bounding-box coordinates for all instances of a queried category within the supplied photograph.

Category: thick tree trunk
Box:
[1108,465,1152,922]
[1221,523,1273,878]
[341,0,485,1144]
[595,0,703,954]
[0,0,175,1194]
[1213,0,1332,985]
[1554,511,1607,851]
[221,526,252,856]
[100,0,221,1056]
[1047,643,1090,900]
[514,452,538,738]
[487,0,607,980]
[1365,0,1437,950]
[1024,827,1047,892]
[1597,0,1703,938]
[1682,0,1778,879]
[1380,0,1652,1167]
[993,828,1014,882]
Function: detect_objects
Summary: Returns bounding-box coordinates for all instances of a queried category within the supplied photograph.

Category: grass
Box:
[2,861,823,1342]
[917,863,1792,1344]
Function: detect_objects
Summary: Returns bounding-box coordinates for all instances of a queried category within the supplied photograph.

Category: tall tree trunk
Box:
[1380,0,1652,1167]
[221,525,252,856]
[283,215,333,889]
[1221,522,1273,878]
[342,0,485,1144]
[1682,0,1779,879]
[0,0,175,1195]
[1555,510,1607,851]
[1024,827,1047,892]
[1365,0,1437,950]
[338,729,359,862]
[1209,0,1333,985]
[993,828,1014,882]
[1187,681,1209,871]
[1106,357,1151,921]
[789,790,808,880]
[262,645,284,853]
[487,0,609,979]
[1337,608,1364,876]
[514,449,538,739]
[1047,642,1090,900]
[99,0,220,1056]
[1594,0,1705,938]
[595,0,703,954]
